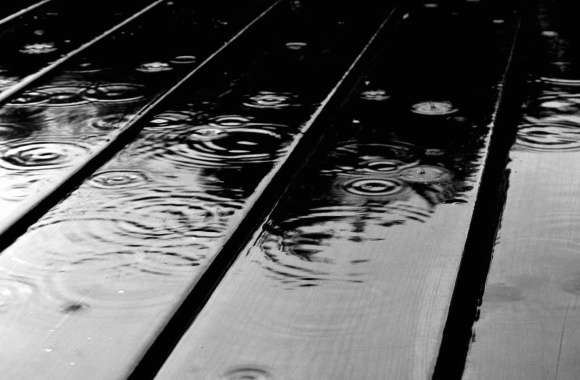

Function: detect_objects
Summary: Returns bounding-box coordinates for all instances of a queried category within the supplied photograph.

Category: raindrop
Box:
[398,165,452,184]
[410,100,457,116]
[0,142,90,170]
[89,170,149,189]
[19,42,57,55]
[209,115,252,128]
[83,83,145,103]
[136,61,173,73]
[61,302,89,313]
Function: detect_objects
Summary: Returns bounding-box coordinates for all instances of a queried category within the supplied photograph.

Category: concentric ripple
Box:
[515,123,580,152]
[153,125,288,168]
[83,83,145,103]
[136,61,173,73]
[360,89,391,101]
[342,177,408,197]
[398,165,452,184]
[19,42,57,55]
[8,91,50,106]
[0,142,90,171]
[36,85,89,107]
[89,170,149,189]
[411,100,458,116]
[243,91,298,109]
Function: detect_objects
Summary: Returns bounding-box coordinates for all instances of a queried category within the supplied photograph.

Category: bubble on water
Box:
[36,85,89,107]
[0,142,90,171]
[398,165,452,184]
[136,61,173,73]
[515,123,580,152]
[20,42,57,55]
[285,41,307,50]
[411,100,457,116]
[89,170,149,189]
[169,55,197,65]
[84,83,145,103]
[360,89,390,101]
[243,91,298,109]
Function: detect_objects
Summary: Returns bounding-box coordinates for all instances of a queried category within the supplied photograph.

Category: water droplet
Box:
[0,142,90,170]
[285,41,307,50]
[67,60,102,73]
[222,367,272,380]
[411,100,457,116]
[169,55,197,65]
[243,91,298,109]
[360,89,390,101]
[492,19,505,24]
[89,170,149,189]
[515,123,580,152]
[136,61,173,73]
[398,165,452,184]
[20,42,57,54]
[84,83,144,103]
[424,3,438,8]
[44,348,53,353]
[342,178,408,197]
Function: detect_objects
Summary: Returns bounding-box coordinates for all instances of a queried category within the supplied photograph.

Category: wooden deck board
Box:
[463,2,580,378]
[0,2,398,378]
[155,5,520,379]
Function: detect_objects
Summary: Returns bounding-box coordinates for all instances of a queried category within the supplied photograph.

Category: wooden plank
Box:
[155,4,520,380]
[463,2,580,379]
[0,2,398,379]
[0,0,276,241]
[0,0,56,28]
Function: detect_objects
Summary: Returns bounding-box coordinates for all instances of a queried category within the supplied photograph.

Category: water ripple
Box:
[515,123,580,152]
[0,142,90,171]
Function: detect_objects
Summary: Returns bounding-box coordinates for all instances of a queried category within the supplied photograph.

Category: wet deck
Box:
[0,0,574,379]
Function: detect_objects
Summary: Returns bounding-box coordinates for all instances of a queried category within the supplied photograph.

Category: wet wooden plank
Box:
[155,4,520,379]
[0,0,275,243]
[0,0,56,28]
[0,2,398,379]
[463,2,580,379]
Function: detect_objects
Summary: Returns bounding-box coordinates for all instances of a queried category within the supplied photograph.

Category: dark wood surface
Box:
[0,1,399,378]
[155,5,520,379]
[464,1,580,378]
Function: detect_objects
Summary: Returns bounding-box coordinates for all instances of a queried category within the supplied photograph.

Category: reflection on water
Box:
[514,13,580,153]
[253,130,463,288]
